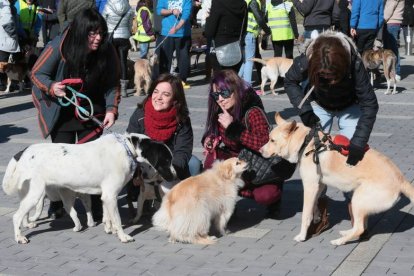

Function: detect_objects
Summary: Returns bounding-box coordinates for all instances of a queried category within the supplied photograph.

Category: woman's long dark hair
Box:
[139,73,190,124]
[61,8,110,85]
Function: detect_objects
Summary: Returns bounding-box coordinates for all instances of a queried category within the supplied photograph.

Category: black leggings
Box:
[112,38,131,80]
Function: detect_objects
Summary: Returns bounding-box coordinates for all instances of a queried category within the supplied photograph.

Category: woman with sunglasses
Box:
[202,69,287,218]
[284,31,379,237]
[31,8,120,221]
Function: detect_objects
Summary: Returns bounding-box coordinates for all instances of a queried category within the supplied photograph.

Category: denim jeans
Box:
[139,42,149,59]
[239,32,256,84]
[384,24,401,76]
[188,155,201,176]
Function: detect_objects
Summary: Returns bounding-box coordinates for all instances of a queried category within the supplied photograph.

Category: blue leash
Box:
[58,86,109,130]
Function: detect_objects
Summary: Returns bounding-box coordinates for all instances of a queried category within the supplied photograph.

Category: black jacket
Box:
[403,0,414,26]
[292,0,334,31]
[127,107,193,180]
[284,53,379,149]
[204,0,247,47]
[250,0,271,35]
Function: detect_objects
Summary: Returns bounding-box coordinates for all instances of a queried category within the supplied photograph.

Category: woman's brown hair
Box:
[308,36,351,87]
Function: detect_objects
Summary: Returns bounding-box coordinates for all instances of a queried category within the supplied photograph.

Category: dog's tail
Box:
[250,58,267,65]
[2,157,20,195]
[152,197,171,231]
[400,180,414,203]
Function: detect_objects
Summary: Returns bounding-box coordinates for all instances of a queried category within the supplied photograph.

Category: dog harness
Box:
[113,133,139,173]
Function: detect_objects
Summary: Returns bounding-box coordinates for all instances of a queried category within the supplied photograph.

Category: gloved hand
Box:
[346,143,365,166]
[300,111,320,127]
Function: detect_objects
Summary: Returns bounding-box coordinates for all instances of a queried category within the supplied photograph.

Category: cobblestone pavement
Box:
[0,43,414,275]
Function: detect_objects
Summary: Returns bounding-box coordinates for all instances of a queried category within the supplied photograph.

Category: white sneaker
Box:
[395,75,401,81]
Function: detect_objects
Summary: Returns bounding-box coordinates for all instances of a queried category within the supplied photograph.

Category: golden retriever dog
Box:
[152,157,248,245]
[251,57,293,95]
[133,53,158,96]
[362,48,397,95]
[260,113,414,246]
[0,61,27,93]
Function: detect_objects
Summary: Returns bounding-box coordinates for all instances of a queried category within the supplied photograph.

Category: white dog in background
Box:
[2,133,176,244]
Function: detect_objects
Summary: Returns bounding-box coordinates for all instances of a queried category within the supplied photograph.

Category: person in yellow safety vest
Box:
[266,0,298,59]
[134,0,155,58]
[239,0,271,87]
[15,0,42,47]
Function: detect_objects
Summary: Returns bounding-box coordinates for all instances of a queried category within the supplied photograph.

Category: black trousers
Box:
[272,39,294,59]
[355,29,377,54]
[112,38,131,80]
[159,36,191,81]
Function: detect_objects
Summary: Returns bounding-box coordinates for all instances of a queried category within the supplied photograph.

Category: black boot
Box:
[48,200,65,219]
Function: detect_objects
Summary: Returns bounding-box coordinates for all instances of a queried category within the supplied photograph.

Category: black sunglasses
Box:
[210,89,233,100]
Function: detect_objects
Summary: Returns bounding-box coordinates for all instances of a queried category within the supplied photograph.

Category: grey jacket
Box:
[102,0,134,39]
[0,0,20,53]
[58,0,96,32]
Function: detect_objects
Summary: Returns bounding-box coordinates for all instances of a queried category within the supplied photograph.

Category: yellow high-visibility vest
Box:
[246,0,261,37]
[133,6,152,43]
[267,1,294,41]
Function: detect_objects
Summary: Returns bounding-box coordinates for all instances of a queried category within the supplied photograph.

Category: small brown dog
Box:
[362,48,397,95]
[251,57,293,95]
[133,53,158,96]
[0,62,27,93]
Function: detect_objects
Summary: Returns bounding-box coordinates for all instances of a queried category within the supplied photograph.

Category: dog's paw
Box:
[16,235,29,244]
[26,222,38,229]
[330,238,346,246]
[294,233,306,242]
[87,220,97,227]
[339,229,353,237]
[119,233,134,243]
[73,224,82,232]
[103,224,112,234]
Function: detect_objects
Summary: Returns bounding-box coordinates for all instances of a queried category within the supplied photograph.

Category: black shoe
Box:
[266,200,282,219]
[48,201,65,219]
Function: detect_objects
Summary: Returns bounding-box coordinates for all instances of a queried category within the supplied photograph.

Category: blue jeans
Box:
[139,42,149,59]
[384,24,401,76]
[311,102,361,202]
[188,155,201,176]
[239,32,256,84]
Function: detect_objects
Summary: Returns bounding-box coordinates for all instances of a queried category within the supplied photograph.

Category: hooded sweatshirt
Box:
[204,0,247,47]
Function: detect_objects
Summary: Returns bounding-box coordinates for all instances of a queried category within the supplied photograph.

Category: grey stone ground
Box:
[0,40,414,275]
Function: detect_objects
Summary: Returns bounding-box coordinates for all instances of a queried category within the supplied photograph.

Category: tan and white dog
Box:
[134,53,158,96]
[251,57,293,95]
[362,48,397,95]
[152,157,248,245]
[260,113,414,245]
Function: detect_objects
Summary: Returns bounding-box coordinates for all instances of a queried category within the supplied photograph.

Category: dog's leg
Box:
[131,185,146,224]
[260,72,266,95]
[385,79,391,95]
[331,207,367,246]
[194,234,218,245]
[294,181,320,242]
[370,72,374,86]
[13,178,45,244]
[28,190,46,223]
[101,202,113,234]
[78,193,96,228]
[5,78,11,93]
[270,79,277,96]
[59,188,82,232]
[101,192,134,242]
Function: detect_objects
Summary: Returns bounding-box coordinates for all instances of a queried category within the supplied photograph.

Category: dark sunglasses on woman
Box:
[210,89,233,101]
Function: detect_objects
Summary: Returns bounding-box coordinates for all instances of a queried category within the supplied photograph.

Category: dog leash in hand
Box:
[58,85,112,132]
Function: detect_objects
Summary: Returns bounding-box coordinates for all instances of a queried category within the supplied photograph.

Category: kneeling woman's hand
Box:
[103,112,115,128]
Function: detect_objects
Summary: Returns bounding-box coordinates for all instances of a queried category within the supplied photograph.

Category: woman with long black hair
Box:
[31,8,121,220]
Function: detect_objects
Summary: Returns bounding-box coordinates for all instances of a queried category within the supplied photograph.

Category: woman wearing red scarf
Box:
[127,73,199,186]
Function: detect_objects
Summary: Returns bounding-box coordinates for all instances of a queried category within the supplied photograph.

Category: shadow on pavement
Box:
[0,124,28,143]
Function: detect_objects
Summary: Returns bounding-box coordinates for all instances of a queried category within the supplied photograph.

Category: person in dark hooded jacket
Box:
[204,0,247,73]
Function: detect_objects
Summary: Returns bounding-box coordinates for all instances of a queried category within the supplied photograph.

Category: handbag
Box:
[213,8,246,67]
[238,107,296,185]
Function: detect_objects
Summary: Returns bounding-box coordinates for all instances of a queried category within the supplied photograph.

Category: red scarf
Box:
[144,100,178,142]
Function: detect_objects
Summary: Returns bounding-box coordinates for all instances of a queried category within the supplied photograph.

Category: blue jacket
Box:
[156,0,192,37]
[350,0,384,30]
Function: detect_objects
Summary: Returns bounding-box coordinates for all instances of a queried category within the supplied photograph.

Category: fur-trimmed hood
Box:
[303,30,360,63]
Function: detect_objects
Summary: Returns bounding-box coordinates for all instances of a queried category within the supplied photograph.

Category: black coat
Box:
[127,107,193,180]
[284,53,379,149]
[292,0,334,31]
[204,0,247,47]
[403,0,414,26]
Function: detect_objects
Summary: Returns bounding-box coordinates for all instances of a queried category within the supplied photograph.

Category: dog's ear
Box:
[139,139,176,182]
[275,112,286,126]
[288,120,297,134]
[219,160,234,180]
